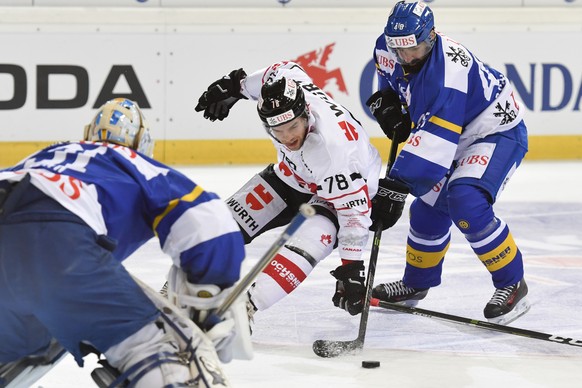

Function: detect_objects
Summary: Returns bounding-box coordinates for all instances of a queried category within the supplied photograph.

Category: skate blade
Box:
[487,298,531,325]
[377,299,421,308]
[402,299,420,307]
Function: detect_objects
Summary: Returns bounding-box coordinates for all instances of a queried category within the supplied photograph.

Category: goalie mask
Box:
[84,98,154,158]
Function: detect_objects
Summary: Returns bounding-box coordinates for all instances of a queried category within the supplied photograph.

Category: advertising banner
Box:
[0,7,580,163]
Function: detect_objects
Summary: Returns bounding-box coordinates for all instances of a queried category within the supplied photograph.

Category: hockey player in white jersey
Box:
[367,1,530,324]
[0,98,246,387]
[195,61,403,318]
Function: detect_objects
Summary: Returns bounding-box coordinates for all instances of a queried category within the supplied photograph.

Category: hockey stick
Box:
[313,137,400,358]
[93,205,316,386]
[160,204,315,325]
[0,340,66,388]
[205,203,316,324]
[371,298,582,348]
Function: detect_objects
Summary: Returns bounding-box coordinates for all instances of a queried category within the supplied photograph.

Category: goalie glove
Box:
[195,68,247,121]
[331,260,366,316]
[366,89,411,143]
[165,265,252,363]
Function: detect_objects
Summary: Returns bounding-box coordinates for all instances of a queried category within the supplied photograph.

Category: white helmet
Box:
[84,98,154,158]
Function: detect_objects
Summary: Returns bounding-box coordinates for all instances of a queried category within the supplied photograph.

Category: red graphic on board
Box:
[292,43,348,98]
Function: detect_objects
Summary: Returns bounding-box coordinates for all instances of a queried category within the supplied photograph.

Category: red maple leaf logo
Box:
[320,234,333,246]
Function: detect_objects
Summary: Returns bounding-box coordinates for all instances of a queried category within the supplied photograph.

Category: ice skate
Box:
[372,280,429,307]
[484,279,530,325]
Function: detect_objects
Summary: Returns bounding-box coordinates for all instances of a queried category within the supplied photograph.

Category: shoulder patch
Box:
[445,46,471,68]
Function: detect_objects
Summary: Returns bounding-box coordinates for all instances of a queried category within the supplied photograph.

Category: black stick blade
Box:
[312,339,363,358]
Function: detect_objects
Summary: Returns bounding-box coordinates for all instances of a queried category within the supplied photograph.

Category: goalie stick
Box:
[159,203,316,327]
[4,205,315,388]
[313,137,400,358]
[91,204,316,386]
[371,298,582,348]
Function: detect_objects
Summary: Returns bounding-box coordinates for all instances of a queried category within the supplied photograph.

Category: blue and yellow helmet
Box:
[84,98,154,158]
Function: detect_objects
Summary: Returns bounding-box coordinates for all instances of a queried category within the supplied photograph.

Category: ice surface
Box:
[35,161,582,387]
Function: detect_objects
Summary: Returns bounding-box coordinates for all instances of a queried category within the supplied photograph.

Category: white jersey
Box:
[241,61,382,260]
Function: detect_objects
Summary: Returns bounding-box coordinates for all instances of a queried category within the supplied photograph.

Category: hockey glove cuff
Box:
[366,89,411,143]
[370,178,409,231]
[331,260,366,316]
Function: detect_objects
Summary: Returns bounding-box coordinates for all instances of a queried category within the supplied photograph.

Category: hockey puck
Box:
[361,360,380,369]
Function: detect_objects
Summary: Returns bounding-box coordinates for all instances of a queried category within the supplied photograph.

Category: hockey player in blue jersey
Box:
[367,1,530,324]
[0,98,246,387]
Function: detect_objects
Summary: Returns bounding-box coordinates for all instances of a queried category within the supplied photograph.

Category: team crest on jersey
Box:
[493,100,518,125]
[446,46,471,67]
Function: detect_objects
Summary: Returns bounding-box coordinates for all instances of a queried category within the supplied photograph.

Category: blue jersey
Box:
[373,32,526,198]
[0,141,245,287]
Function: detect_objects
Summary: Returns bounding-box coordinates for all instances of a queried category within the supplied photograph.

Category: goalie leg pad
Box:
[104,320,199,388]
[102,277,232,388]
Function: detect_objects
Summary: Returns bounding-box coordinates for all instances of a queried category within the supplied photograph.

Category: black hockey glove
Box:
[331,260,366,316]
[195,68,247,121]
[370,178,409,231]
[366,89,411,143]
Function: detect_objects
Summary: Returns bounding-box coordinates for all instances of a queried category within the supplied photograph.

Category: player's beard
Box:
[402,56,430,74]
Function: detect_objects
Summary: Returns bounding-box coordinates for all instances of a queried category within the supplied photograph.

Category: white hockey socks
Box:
[248,214,337,311]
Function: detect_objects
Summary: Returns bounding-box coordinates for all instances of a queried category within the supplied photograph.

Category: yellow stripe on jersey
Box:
[429,116,462,134]
[406,241,450,269]
[477,232,518,272]
[153,185,205,234]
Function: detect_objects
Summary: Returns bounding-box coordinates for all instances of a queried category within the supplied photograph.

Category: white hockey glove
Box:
[165,265,252,363]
